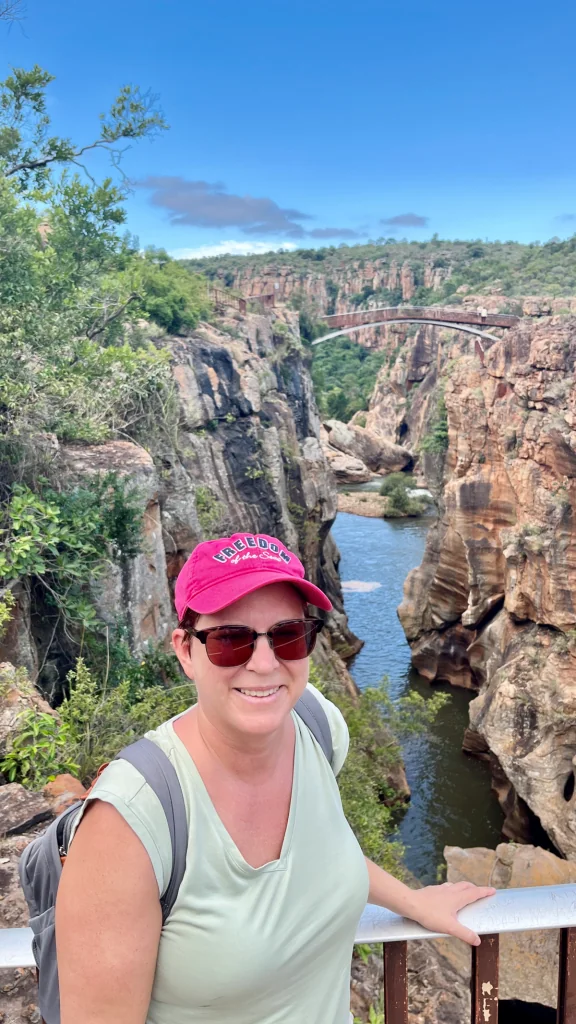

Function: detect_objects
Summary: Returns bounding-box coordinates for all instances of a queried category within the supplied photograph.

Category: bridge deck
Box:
[322,305,520,330]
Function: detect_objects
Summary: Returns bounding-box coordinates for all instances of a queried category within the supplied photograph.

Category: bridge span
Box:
[321,305,520,331]
[311,305,520,356]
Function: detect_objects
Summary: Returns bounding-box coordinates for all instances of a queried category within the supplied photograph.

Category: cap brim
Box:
[187,569,333,615]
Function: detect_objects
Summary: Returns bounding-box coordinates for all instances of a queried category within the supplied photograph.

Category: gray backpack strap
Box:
[116,737,187,923]
[294,689,334,768]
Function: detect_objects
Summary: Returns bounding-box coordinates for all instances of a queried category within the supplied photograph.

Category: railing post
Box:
[557,928,576,1023]
[471,934,499,1024]
[383,941,408,1024]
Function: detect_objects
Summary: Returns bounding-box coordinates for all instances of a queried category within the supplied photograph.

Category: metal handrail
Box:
[3,884,576,969]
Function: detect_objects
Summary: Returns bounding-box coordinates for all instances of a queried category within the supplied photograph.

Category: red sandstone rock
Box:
[43,773,86,814]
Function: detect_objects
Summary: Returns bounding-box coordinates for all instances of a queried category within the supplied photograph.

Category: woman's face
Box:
[172,583,310,740]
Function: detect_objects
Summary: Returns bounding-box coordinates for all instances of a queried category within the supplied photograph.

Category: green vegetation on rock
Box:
[309,665,449,875]
[419,396,449,453]
[379,473,426,516]
[310,337,386,421]
[185,235,576,299]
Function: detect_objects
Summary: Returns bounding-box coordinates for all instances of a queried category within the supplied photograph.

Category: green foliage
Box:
[311,337,387,422]
[0,65,191,453]
[1,709,79,788]
[60,658,196,783]
[0,475,143,658]
[129,248,211,334]
[310,666,449,874]
[195,486,223,539]
[186,234,576,300]
[419,395,449,453]
[0,588,15,640]
[379,473,425,517]
[354,1007,384,1024]
[0,65,167,193]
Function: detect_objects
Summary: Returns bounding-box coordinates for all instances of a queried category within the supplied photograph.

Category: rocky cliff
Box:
[223,256,453,313]
[0,307,372,1022]
[397,313,576,854]
[0,308,361,686]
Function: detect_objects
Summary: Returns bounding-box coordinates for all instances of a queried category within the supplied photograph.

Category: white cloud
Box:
[169,240,298,260]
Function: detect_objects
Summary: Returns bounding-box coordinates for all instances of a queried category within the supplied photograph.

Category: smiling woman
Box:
[55,531,494,1024]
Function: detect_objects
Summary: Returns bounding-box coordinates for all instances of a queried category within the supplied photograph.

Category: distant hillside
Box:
[184,236,576,308]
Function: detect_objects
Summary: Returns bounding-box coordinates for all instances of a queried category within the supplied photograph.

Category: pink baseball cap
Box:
[174,532,332,618]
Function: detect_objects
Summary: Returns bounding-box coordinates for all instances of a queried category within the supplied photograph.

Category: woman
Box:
[56,531,495,1024]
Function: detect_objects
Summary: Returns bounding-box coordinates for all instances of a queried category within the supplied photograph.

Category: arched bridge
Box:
[311,305,520,353]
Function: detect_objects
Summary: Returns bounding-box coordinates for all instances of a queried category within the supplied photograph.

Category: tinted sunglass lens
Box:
[269,620,317,660]
[205,628,255,667]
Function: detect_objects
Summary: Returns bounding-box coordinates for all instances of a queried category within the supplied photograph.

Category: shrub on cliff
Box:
[309,666,449,875]
[379,473,425,517]
[0,655,196,787]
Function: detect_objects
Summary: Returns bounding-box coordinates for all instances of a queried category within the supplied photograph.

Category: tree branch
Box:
[6,139,110,177]
[85,292,142,340]
[0,0,24,22]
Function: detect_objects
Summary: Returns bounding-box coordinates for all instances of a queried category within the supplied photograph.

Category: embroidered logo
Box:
[213,535,291,565]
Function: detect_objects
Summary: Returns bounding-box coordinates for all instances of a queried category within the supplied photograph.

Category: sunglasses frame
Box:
[185,616,324,665]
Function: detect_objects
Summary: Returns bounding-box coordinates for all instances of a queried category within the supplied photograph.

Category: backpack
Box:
[18,688,334,1024]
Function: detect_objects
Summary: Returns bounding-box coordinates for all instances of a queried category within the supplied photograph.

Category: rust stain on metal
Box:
[557,928,576,1023]
[383,941,408,1024]
[471,934,499,1023]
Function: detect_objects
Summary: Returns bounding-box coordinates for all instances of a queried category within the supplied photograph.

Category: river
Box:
[331,510,504,883]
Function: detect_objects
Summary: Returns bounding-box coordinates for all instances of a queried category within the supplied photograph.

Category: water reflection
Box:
[331,510,504,883]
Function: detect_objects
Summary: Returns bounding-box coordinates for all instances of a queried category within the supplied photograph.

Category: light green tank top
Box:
[76,684,368,1024]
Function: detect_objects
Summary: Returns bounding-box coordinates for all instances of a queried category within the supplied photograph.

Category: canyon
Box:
[5,238,576,1021]
[220,247,576,865]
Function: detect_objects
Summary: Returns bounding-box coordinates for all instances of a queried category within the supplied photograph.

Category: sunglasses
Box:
[185,617,324,667]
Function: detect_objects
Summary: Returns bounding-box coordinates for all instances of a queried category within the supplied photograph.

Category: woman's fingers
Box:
[447,920,481,946]
[455,885,496,907]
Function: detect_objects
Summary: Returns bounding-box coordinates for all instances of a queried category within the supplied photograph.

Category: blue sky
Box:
[4,0,576,255]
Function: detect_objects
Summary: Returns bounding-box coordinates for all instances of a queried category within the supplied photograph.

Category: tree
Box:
[0,66,167,192]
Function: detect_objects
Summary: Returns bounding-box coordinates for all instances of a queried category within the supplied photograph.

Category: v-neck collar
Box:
[166,713,301,877]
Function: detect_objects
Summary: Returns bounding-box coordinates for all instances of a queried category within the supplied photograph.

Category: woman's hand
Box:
[408,881,496,945]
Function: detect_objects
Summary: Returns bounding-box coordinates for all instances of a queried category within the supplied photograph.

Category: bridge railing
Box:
[321,305,520,330]
[2,884,576,1021]
[358,884,576,1023]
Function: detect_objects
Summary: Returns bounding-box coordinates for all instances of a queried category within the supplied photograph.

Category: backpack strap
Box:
[294,688,334,768]
[115,737,188,924]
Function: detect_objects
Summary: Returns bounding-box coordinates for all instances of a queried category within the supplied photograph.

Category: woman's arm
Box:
[365,857,495,946]
[56,800,163,1024]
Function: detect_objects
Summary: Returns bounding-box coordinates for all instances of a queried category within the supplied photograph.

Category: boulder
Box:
[445,842,576,1008]
[351,938,470,1024]
[0,784,53,836]
[323,419,412,474]
[43,774,86,815]
[323,447,372,484]
[0,663,56,758]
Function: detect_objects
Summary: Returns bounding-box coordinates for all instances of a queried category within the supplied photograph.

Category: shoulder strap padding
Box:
[115,737,187,923]
[294,689,334,768]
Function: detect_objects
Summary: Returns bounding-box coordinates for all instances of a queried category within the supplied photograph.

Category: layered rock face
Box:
[223,257,452,312]
[398,314,576,852]
[0,308,360,692]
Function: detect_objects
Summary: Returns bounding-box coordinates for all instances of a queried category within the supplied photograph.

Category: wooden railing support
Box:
[383,941,408,1024]
[557,928,576,1023]
[471,934,499,1023]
